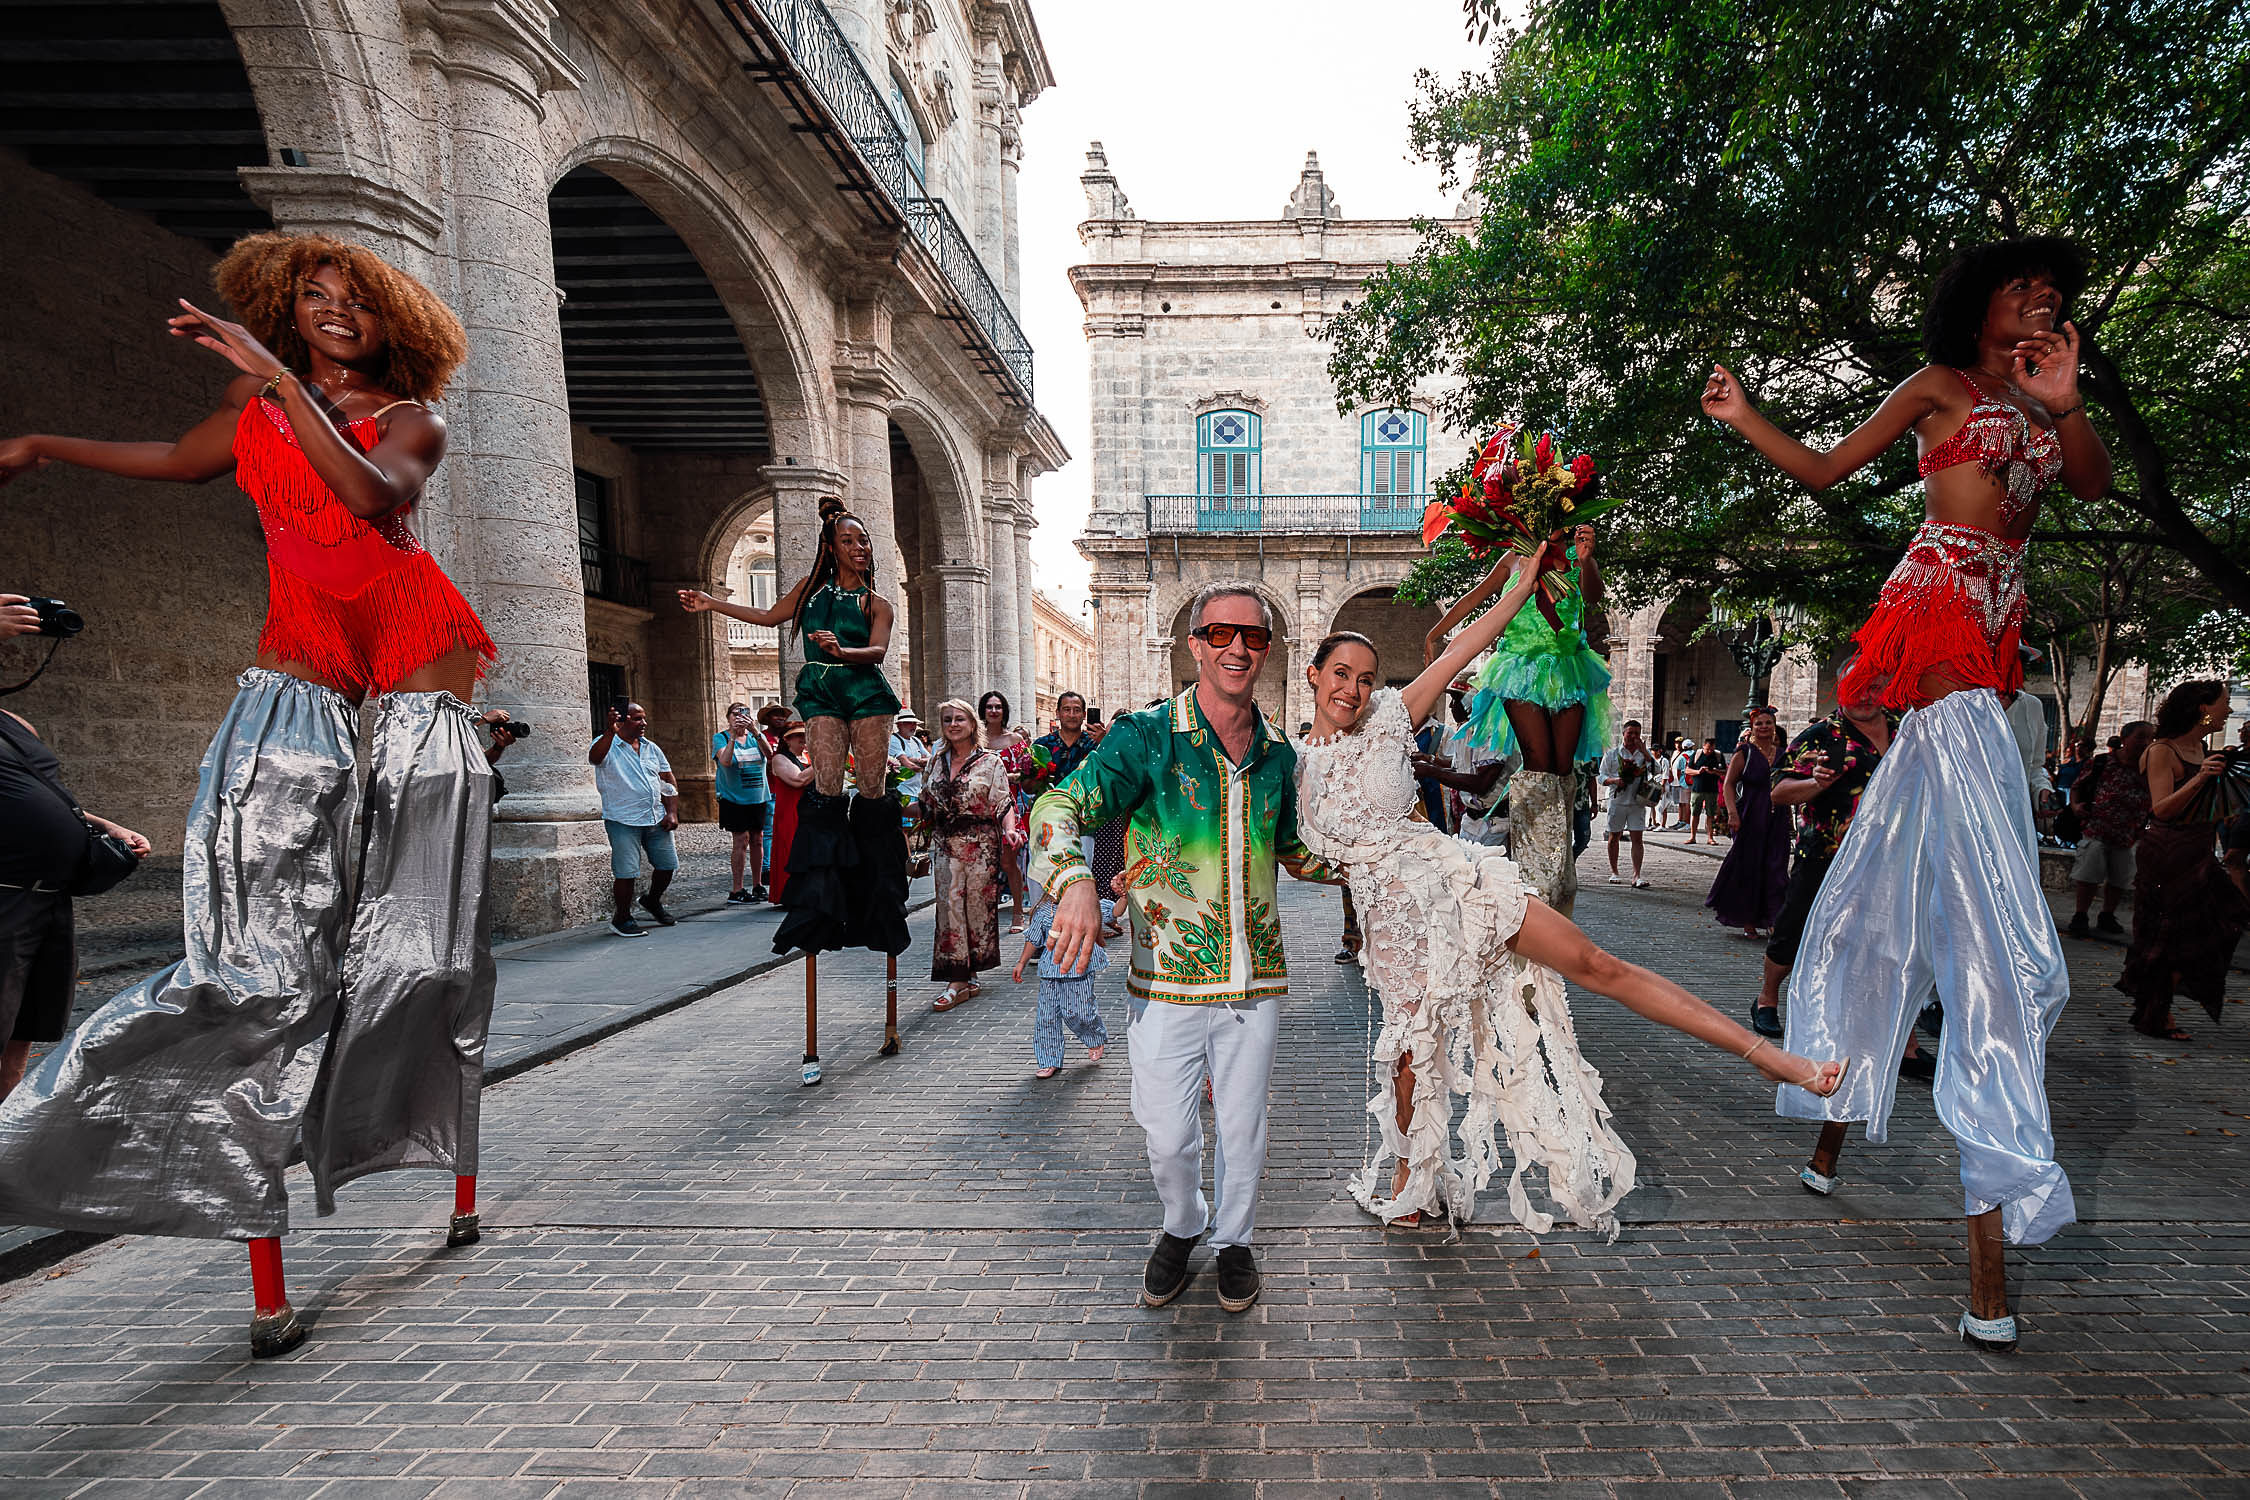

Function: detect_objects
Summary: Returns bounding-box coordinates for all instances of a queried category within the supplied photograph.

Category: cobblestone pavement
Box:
[0,840,2246,1496]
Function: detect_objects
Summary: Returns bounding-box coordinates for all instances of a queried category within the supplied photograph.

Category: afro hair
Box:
[213,232,468,404]
[1922,237,2090,370]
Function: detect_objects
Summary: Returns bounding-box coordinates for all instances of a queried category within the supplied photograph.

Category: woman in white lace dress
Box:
[1297,550,1845,1234]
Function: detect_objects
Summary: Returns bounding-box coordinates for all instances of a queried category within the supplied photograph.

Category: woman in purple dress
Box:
[1707,705,1792,938]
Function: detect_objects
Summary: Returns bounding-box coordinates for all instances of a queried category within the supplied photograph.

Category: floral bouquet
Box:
[1420,422,1623,593]
[1021,743,1065,792]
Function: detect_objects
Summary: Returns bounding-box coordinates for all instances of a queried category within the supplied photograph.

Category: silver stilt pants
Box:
[0,670,359,1239]
[1779,688,2074,1246]
[1510,770,1577,917]
[305,689,495,1213]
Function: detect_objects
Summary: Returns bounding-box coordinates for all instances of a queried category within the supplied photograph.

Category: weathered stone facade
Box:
[0,0,1065,935]
[1070,148,1464,732]
[1029,589,1094,727]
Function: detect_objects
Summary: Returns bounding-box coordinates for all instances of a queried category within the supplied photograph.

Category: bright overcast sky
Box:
[1015,0,1494,608]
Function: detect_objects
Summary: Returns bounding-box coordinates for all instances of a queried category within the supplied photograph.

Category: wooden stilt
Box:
[802,952,822,1085]
[1967,1208,2009,1319]
[880,952,901,1056]
[1809,1121,1848,1178]
[448,1174,481,1247]
[246,1237,305,1358]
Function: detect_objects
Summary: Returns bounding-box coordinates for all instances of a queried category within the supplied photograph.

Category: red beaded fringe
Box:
[1839,584,2020,713]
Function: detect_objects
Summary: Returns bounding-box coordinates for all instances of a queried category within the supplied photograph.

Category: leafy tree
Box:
[1334,0,2250,729]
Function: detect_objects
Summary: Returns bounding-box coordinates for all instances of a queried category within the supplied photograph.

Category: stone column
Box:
[1013,502,1037,718]
[935,563,990,702]
[416,3,604,935]
[1611,598,1671,740]
[1771,640,1823,729]
[999,95,1023,315]
[985,505,1021,713]
[762,460,850,712]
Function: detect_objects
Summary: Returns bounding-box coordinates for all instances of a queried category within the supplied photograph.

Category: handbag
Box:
[0,714,142,897]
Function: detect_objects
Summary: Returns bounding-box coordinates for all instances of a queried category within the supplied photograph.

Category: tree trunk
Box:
[2048,630,2078,743]
[2078,619,2116,741]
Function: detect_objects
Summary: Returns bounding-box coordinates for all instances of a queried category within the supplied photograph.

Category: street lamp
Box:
[1711,598,1806,718]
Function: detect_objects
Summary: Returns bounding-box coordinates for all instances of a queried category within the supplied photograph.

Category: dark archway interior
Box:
[0,0,271,247]
[890,420,935,712]
[548,166,767,454]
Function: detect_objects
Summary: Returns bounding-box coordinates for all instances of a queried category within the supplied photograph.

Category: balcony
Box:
[727,618,782,649]
[1144,494,1428,537]
[581,546,651,609]
[718,0,1034,404]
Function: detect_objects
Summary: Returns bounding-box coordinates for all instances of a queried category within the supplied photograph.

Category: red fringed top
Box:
[233,398,495,695]
[1838,522,2026,711]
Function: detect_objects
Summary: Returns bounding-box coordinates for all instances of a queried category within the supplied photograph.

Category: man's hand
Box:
[0,594,40,638]
[86,816,151,858]
[661,810,679,832]
[1045,879,1102,977]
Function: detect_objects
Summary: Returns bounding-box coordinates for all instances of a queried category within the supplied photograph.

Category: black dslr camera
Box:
[25,597,83,638]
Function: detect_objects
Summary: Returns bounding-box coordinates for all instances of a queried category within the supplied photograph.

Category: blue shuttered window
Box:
[1196,410,1262,530]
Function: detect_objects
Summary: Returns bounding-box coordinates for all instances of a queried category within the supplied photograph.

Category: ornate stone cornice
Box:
[411,0,583,113]
[237,167,446,257]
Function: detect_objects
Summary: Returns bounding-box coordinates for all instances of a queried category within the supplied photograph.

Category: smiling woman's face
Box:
[294,261,388,366]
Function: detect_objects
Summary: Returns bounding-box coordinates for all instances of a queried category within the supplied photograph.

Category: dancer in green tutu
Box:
[1428,520,1611,915]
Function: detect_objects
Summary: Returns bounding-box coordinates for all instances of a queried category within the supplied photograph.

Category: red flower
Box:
[1421,500,1453,546]
[1534,431,1555,471]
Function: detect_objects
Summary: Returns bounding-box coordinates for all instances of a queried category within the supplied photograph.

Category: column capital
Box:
[414,0,583,112]
[759,460,849,502]
[238,167,446,258]
[934,562,992,584]
[832,342,903,407]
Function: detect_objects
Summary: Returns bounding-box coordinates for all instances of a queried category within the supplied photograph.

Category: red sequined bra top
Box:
[1916,368,2063,528]
[232,396,495,694]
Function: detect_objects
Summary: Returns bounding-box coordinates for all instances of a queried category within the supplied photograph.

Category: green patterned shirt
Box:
[1027,687,1318,1005]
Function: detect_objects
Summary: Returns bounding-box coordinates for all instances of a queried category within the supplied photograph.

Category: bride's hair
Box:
[1310,631,1376,670]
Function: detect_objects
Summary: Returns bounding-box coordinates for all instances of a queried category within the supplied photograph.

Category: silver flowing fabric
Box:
[0,670,358,1240]
[305,690,495,1213]
[1779,688,2074,1246]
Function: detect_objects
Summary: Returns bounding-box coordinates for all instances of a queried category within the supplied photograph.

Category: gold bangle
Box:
[260,370,289,402]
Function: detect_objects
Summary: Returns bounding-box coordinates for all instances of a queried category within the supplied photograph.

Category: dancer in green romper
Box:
[681,501,909,956]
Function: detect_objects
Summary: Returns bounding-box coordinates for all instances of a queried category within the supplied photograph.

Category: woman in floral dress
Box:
[1298,550,1844,1232]
[922,699,1010,1009]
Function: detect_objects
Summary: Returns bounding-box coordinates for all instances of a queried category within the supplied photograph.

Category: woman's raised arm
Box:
[1702,364,1940,492]
[1401,551,1544,728]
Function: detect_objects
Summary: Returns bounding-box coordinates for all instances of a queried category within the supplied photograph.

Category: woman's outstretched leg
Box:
[1506,898,1845,1095]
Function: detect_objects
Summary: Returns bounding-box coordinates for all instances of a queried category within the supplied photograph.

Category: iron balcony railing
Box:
[581,545,651,608]
[721,0,1034,403]
[1145,494,1429,536]
[726,618,782,648]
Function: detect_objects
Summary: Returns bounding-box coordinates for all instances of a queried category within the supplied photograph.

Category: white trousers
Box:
[1127,995,1279,1249]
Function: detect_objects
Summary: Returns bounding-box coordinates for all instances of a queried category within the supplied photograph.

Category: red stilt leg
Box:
[448,1174,481,1247]
[246,1237,306,1358]
[802,953,821,1085]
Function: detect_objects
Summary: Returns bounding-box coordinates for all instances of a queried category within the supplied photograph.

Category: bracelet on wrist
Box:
[2049,400,2085,423]
[260,369,291,402]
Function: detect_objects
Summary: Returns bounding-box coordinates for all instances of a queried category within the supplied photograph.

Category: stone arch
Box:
[885,397,979,709]
[221,0,408,186]
[549,135,833,469]
[1326,585,1445,691]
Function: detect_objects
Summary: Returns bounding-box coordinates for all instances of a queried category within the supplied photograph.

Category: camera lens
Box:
[29,598,82,638]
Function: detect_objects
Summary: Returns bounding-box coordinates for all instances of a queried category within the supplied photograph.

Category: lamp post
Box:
[1712,600,1804,718]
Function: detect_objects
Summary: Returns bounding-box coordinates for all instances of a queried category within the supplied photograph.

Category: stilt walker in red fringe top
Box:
[1700,238,2112,1354]
[0,234,501,1358]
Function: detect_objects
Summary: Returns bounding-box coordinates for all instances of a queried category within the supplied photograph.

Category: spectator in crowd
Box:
[1012,885,1111,1078]
[766,720,813,903]
[1748,663,1899,1049]
[980,690,1033,932]
[713,703,772,905]
[2065,719,2154,939]
[889,710,929,801]
[2053,737,2086,806]
[923,699,1010,1010]
[0,705,150,1098]
[1707,706,1791,940]
[590,701,678,937]
[2120,682,2247,1042]
[1408,720,1451,834]
[1600,719,1660,887]
[1431,686,1507,847]
[1035,692,1104,872]
[1687,737,1727,844]
[478,708,521,803]
[1571,755,1600,859]
[1664,736,1693,831]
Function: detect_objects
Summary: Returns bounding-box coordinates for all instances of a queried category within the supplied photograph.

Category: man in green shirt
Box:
[1030,584,1326,1314]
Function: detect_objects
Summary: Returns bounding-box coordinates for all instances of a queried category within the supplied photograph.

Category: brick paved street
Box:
[1,839,2246,1496]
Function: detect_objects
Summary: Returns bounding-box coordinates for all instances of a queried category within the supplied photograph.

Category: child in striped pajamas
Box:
[1012,890,1111,1078]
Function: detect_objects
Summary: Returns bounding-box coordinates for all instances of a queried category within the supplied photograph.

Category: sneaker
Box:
[2095,912,2125,936]
[638,894,677,927]
[609,916,647,938]
[1214,1244,1261,1313]
[727,888,751,905]
[2065,912,2090,938]
[1898,1050,1936,1083]
[749,885,768,903]
[1142,1231,1198,1307]
[1749,1004,1784,1039]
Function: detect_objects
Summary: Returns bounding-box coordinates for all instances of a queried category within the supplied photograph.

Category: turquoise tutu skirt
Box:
[1462,627,1614,762]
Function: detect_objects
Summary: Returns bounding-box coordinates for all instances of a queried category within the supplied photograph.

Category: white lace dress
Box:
[1296,689,1636,1238]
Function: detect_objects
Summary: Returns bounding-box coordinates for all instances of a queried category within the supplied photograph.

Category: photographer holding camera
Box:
[1,595,42,639]
[0,704,148,1099]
